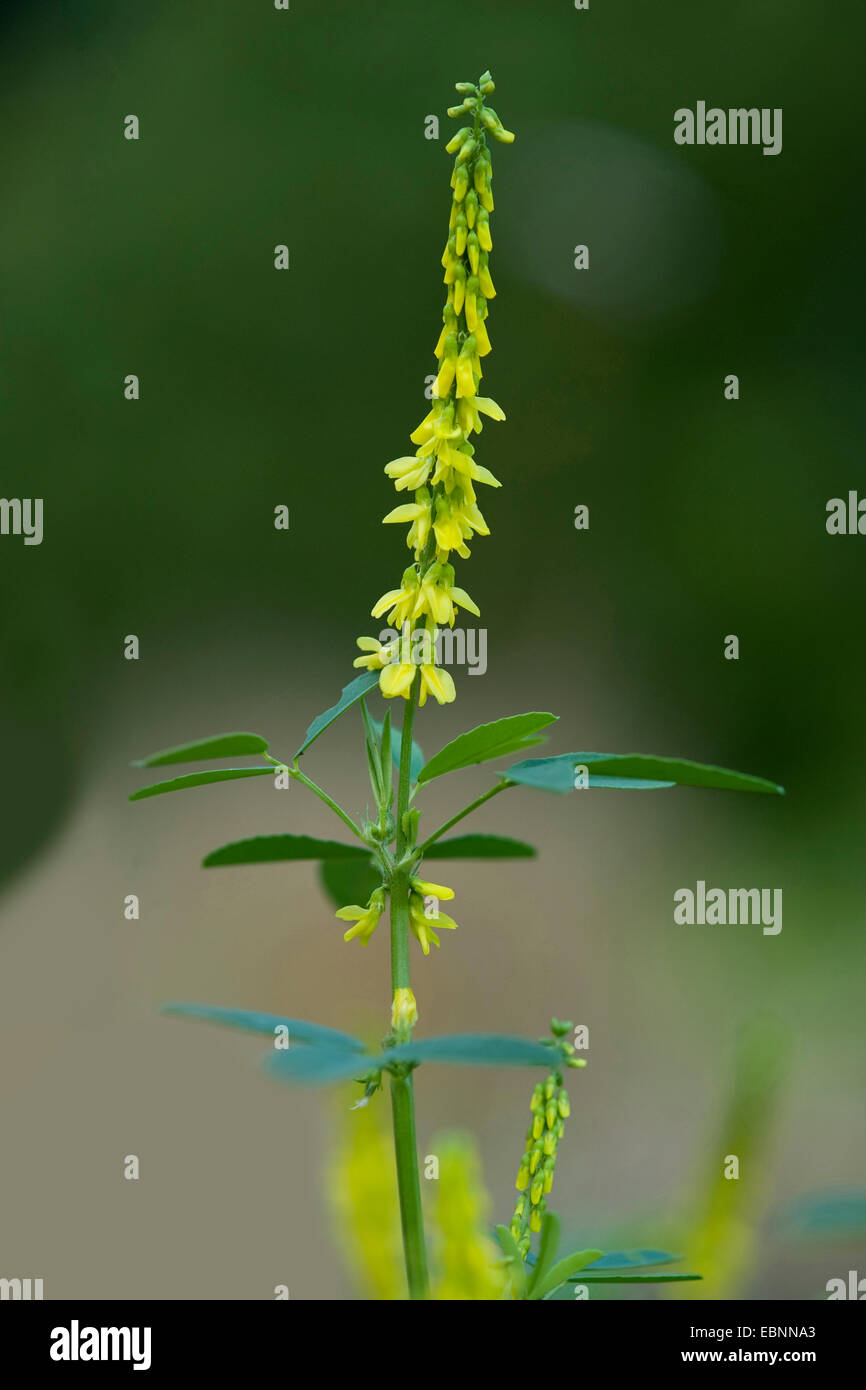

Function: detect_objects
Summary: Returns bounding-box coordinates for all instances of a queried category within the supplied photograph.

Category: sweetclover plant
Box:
[130,73,784,1300]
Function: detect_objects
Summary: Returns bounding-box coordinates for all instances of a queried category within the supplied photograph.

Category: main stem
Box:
[389,678,429,1299]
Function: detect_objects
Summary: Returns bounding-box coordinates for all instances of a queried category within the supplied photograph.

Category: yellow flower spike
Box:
[429,1134,507,1301]
[353,74,512,700]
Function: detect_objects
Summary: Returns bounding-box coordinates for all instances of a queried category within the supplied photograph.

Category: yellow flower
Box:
[410,877,455,900]
[418,664,456,707]
[336,887,386,945]
[408,890,458,955]
[379,661,416,700]
[429,1134,507,1300]
[384,455,431,491]
[353,636,395,671]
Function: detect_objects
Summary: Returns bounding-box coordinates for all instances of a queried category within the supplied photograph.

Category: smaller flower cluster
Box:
[510,1074,570,1249]
[337,877,458,955]
[508,1022,583,1253]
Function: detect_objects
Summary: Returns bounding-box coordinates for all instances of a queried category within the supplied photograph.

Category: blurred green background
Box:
[1,0,864,1297]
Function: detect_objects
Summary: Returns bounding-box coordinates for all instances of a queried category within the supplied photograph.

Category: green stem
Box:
[415,779,511,857]
[390,1072,428,1300]
[389,675,429,1298]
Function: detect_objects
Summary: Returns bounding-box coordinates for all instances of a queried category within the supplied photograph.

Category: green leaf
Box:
[584,1249,684,1270]
[129,767,274,800]
[266,1045,376,1085]
[295,671,380,758]
[318,858,382,911]
[532,1248,604,1301]
[203,834,369,868]
[267,1032,561,1087]
[131,731,270,767]
[505,751,784,796]
[494,1225,528,1298]
[372,717,424,784]
[574,1272,702,1284]
[525,1211,562,1299]
[424,833,536,860]
[386,1034,558,1069]
[161,1003,366,1052]
[417,712,558,785]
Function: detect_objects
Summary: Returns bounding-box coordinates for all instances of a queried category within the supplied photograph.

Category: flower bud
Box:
[390,987,418,1034]
[445,125,471,154]
[453,163,469,201]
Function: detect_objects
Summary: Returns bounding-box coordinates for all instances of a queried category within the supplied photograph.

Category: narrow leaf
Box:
[386,1034,558,1068]
[418,712,558,784]
[132,731,269,767]
[129,767,274,800]
[574,1272,702,1284]
[532,1248,603,1301]
[505,751,783,796]
[295,671,380,757]
[372,717,424,784]
[424,833,536,860]
[202,835,370,868]
[584,1249,684,1270]
[161,1003,366,1052]
[266,1046,375,1085]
